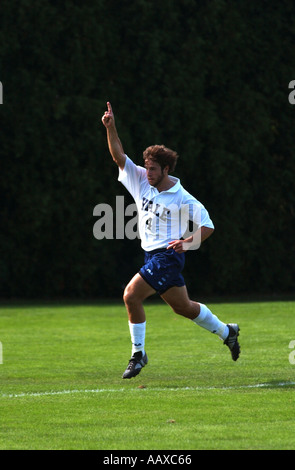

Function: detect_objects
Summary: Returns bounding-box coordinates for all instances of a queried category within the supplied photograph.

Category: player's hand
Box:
[102,102,115,128]
[167,240,186,253]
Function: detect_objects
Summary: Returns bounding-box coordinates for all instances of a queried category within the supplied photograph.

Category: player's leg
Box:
[161,285,229,337]
[122,273,155,379]
[123,272,155,323]
[161,285,240,360]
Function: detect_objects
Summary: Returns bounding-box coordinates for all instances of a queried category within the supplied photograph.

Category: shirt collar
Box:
[150,176,180,194]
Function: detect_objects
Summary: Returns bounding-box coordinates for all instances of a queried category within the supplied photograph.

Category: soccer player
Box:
[101,102,240,379]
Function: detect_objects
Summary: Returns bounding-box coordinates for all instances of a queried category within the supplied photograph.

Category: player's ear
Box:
[163,165,169,175]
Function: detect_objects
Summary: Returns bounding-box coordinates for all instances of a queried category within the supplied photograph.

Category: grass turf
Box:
[0,300,295,450]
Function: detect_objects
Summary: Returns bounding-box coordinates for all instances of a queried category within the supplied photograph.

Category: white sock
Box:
[128,321,146,356]
[192,303,229,340]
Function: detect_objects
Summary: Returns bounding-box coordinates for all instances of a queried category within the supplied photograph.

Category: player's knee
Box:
[123,287,129,305]
[123,286,136,307]
[171,304,186,316]
[172,301,197,319]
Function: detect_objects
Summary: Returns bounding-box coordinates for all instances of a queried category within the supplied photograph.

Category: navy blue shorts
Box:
[139,248,186,295]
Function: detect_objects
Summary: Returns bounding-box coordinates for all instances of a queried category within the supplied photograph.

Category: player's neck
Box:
[155,176,175,192]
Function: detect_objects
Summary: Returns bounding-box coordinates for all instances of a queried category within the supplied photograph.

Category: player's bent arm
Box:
[168,226,214,253]
[182,225,214,245]
[200,226,214,243]
[183,226,214,250]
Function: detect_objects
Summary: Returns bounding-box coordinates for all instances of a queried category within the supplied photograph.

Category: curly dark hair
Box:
[143,145,179,173]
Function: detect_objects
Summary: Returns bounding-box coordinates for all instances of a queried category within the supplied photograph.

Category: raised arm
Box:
[101,102,126,170]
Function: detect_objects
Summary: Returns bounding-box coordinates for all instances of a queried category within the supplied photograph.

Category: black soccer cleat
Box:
[122,351,148,379]
[224,323,240,361]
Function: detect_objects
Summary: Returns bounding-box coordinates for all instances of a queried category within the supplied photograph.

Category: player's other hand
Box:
[102,102,115,128]
[167,240,186,253]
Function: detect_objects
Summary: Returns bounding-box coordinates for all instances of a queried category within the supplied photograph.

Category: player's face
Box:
[145,161,167,188]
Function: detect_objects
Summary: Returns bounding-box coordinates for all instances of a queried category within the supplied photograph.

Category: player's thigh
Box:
[124,273,156,303]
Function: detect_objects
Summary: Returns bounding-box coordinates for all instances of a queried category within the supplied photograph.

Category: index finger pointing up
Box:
[107,102,112,112]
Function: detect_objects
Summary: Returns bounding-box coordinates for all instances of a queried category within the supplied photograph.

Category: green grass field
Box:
[0,300,295,450]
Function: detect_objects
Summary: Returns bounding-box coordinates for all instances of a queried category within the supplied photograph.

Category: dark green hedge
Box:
[1,0,294,299]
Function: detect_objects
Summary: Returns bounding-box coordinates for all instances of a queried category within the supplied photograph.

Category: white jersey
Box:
[118,155,214,252]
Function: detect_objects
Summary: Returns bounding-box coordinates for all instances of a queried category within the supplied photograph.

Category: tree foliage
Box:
[1,0,294,298]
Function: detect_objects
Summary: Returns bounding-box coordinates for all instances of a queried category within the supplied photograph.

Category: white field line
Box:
[1,381,295,399]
